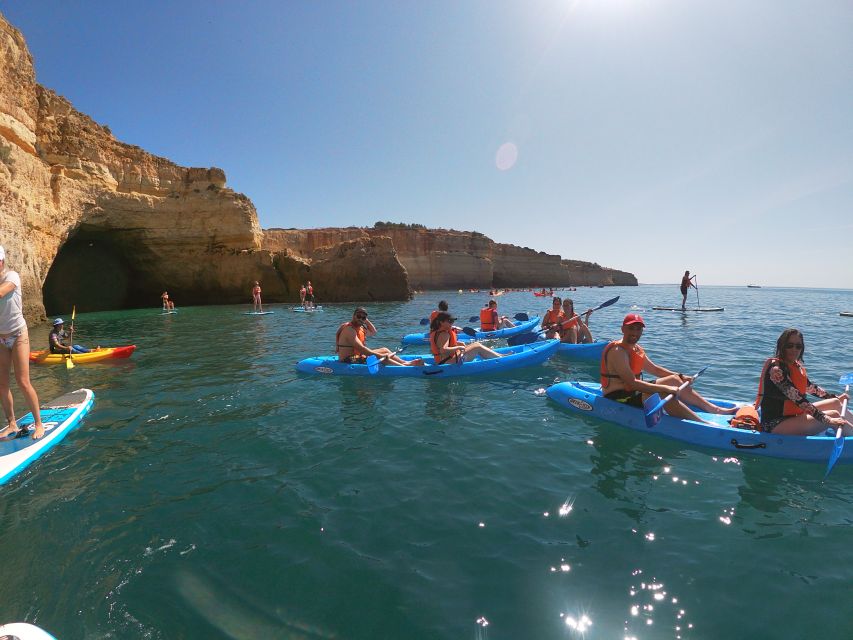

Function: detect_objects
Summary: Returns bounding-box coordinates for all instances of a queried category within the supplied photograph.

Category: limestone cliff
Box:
[264,226,637,289]
[0,12,409,318]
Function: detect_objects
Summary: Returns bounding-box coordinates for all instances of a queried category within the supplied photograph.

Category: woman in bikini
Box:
[0,245,44,440]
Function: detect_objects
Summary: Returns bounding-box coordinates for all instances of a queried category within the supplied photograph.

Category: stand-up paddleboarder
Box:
[680,271,696,310]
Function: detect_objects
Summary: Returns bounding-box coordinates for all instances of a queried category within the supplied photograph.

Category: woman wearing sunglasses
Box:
[336,308,423,366]
[757,328,851,435]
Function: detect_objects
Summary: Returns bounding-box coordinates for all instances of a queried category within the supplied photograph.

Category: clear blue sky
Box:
[3,1,852,288]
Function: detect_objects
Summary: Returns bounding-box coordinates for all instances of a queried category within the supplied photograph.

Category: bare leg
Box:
[463,342,502,359]
[812,397,853,422]
[560,327,579,344]
[772,411,853,437]
[657,374,737,415]
[12,329,43,438]
[0,344,17,437]
[373,347,424,367]
[498,318,515,329]
[662,397,714,425]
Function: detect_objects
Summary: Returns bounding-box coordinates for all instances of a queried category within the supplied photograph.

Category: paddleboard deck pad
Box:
[652,307,724,312]
[0,388,94,485]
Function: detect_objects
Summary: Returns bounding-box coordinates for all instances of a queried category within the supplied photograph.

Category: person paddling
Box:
[480,300,515,331]
[541,297,564,340]
[429,300,450,324]
[680,271,696,310]
[557,298,593,344]
[49,318,91,354]
[0,245,45,440]
[305,281,315,310]
[429,312,503,365]
[600,313,735,423]
[336,308,424,367]
[251,281,263,312]
[754,328,852,435]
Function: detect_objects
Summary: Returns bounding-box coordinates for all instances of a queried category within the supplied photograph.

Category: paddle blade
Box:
[419,318,429,325]
[507,332,539,347]
[594,296,620,311]
[824,429,845,480]
[840,373,853,386]
[513,312,529,321]
[468,316,479,323]
[643,393,665,428]
[65,354,74,370]
[365,355,380,374]
[71,305,76,321]
[461,327,478,337]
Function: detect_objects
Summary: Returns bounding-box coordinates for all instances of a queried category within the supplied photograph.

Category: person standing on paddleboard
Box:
[305,281,315,310]
[754,328,852,435]
[0,245,45,440]
[680,271,696,309]
[251,281,263,312]
[600,313,735,423]
[336,308,424,367]
[161,291,175,310]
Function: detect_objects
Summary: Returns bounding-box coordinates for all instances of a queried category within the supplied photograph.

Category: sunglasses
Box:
[356,314,368,320]
[784,342,803,349]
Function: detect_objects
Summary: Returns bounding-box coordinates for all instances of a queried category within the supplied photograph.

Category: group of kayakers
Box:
[600,313,851,436]
[541,297,594,344]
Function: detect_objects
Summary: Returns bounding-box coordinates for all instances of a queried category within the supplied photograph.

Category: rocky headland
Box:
[0,11,635,321]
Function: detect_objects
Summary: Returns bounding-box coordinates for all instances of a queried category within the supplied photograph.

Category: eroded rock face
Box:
[0,12,410,318]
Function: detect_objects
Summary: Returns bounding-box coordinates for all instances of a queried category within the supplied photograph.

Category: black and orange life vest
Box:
[757,358,808,419]
[600,341,646,390]
[335,322,367,360]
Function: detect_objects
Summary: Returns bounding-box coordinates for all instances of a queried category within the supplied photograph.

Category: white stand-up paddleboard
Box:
[161,309,178,315]
[841,312,853,317]
[0,623,59,639]
[0,389,95,485]
[244,311,274,315]
[652,307,725,312]
[293,306,323,312]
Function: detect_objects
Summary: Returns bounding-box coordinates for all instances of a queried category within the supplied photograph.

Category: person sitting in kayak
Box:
[680,271,695,310]
[480,300,515,331]
[161,291,175,310]
[558,299,593,344]
[429,300,450,324]
[754,328,851,435]
[429,312,503,365]
[48,318,90,354]
[600,313,735,422]
[541,297,564,340]
[336,308,424,367]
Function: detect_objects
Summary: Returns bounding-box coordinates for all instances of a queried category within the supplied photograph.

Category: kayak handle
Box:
[730,439,767,450]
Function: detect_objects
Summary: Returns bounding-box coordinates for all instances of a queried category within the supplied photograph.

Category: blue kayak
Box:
[296,340,560,377]
[546,381,851,464]
[0,388,95,485]
[556,339,607,360]
[401,316,541,345]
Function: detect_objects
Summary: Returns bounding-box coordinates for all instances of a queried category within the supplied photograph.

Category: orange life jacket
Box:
[480,307,497,331]
[543,309,564,326]
[756,358,808,417]
[429,310,440,323]
[600,341,645,390]
[429,328,459,363]
[559,314,579,331]
[335,322,367,360]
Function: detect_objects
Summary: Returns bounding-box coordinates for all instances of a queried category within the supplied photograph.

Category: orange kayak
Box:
[29,345,136,364]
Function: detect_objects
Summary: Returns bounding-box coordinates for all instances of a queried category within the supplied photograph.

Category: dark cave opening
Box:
[42,225,150,314]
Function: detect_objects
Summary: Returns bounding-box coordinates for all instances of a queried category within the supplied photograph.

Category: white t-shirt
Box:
[0,270,26,335]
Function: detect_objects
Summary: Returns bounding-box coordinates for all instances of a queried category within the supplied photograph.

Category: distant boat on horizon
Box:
[747,284,761,288]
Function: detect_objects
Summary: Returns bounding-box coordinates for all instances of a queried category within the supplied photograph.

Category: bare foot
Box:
[0,422,20,439]
[32,423,45,440]
[409,358,425,367]
[714,405,739,415]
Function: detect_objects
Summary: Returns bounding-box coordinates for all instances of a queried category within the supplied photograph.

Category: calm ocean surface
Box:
[2,284,853,639]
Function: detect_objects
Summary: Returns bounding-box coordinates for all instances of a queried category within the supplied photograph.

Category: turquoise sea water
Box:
[2,284,853,639]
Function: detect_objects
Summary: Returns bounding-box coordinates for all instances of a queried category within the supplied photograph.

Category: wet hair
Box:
[488,300,497,307]
[353,306,367,317]
[774,328,805,361]
[552,296,562,305]
[438,300,448,311]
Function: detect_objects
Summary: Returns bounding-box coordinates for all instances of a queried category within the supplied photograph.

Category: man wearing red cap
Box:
[600,313,735,422]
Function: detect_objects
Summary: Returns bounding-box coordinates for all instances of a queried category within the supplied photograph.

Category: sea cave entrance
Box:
[42,224,153,314]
